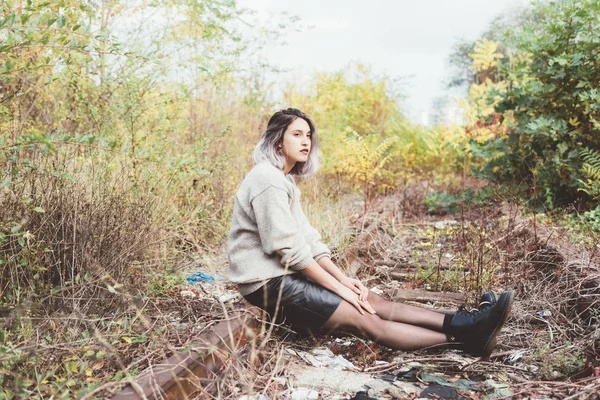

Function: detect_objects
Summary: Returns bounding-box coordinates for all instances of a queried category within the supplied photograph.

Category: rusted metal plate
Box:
[112,310,260,400]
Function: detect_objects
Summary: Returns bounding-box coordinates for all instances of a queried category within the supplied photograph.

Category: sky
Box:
[239,0,530,125]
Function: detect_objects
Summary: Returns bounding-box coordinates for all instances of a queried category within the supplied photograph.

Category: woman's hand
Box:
[336,285,376,315]
[300,262,375,316]
[340,276,369,302]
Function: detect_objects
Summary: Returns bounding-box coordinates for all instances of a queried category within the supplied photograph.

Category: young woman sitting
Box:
[228,108,514,356]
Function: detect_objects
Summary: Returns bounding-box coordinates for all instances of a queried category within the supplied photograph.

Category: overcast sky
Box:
[240,0,530,125]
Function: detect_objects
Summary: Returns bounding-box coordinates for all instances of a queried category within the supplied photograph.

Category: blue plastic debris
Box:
[186,272,218,283]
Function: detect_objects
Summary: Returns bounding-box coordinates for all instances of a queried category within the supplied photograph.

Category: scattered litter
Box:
[290,347,358,371]
[180,290,198,298]
[218,290,241,303]
[290,388,319,400]
[334,338,353,346]
[285,348,298,356]
[420,372,494,392]
[537,310,552,317]
[238,395,268,400]
[396,367,419,382]
[434,220,459,230]
[528,364,539,373]
[505,350,526,365]
[187,271,219,282]
[481,380,513,400]
[419,383,459,399]
[272,377,286,385]
[392,380,422,396]
[351,391,377,400]
[370,287,384,295]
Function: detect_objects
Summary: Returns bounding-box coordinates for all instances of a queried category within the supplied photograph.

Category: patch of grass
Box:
[424,186,495,215]
[407,222,503,300]
[553,206,600,248]
[531,343,586,381]
[0,291,226,399]
[147,272,187,297]
[301,183,357,259]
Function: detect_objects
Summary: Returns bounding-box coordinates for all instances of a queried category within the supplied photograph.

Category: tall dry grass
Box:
[1,147,165,312]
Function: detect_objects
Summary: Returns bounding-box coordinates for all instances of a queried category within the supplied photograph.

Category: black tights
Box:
[323,292,448,351]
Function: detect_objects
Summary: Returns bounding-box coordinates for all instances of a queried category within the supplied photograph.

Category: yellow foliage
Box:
[469,39,504,73]
[286,64,401,138]
[468,79,507,119]
[334,129,399,202]
[286,63,460,197]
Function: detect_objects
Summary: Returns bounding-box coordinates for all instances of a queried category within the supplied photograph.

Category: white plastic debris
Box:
[272,376,286,385]
[180,290,197,298]
[434,219,459,229]
[370,287,384,295]
[290,389,319,400]
[218,291,241,303]
[334,338,352,346]
[290,347,358,371]
[537,310,552,317]
[238,395,268,400]
[285,348,298,356]
[505,350,526,365]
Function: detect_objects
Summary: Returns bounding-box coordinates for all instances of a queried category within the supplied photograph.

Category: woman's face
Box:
[281,117,311,170]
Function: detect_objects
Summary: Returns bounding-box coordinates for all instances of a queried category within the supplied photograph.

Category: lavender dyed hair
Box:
[252,108,320,177]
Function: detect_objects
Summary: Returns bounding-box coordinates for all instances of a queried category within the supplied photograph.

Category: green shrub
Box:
[474,0,600,210]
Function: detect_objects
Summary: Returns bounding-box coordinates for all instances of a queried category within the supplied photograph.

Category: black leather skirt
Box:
[243,273,342,335]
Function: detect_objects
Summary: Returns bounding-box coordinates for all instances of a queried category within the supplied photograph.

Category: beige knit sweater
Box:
[227,162,331,296]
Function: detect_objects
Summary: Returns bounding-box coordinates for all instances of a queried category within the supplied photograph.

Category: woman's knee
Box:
[345,312,385,335]
[367,292,392,309]
[325,301,382,331]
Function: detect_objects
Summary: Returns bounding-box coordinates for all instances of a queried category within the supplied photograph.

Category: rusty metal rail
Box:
[112,310,259,400]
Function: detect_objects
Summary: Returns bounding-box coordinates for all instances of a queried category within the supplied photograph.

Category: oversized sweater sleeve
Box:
[251,185,314,271]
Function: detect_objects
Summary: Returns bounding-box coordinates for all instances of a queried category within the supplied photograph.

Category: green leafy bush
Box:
[474,0,600,210]
[424,186,495,214]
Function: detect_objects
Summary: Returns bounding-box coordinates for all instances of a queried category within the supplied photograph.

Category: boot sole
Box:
[479,290,515,357]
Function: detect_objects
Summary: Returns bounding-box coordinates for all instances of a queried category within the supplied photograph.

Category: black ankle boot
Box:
[445,291,496,317]
[444,290,514,357]
[478,291,497,310]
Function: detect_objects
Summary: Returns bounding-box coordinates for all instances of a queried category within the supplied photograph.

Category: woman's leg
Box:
[365,292,445,331]
[323,300,447,351]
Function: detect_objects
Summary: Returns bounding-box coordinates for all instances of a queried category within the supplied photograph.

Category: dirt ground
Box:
[167,195,600,400]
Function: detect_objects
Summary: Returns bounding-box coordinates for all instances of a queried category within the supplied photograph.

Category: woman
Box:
[228,108,513,357]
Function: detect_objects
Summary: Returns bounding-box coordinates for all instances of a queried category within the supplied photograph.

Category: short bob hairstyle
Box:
[252,108,320,177]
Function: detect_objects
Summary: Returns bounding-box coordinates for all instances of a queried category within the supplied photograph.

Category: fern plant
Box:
[578,148,600,200]
[335,129,398,211]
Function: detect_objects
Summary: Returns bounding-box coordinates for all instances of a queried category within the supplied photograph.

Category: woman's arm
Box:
[317,256,370,302]
[302,261,376,315]
[317,256,346,281]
